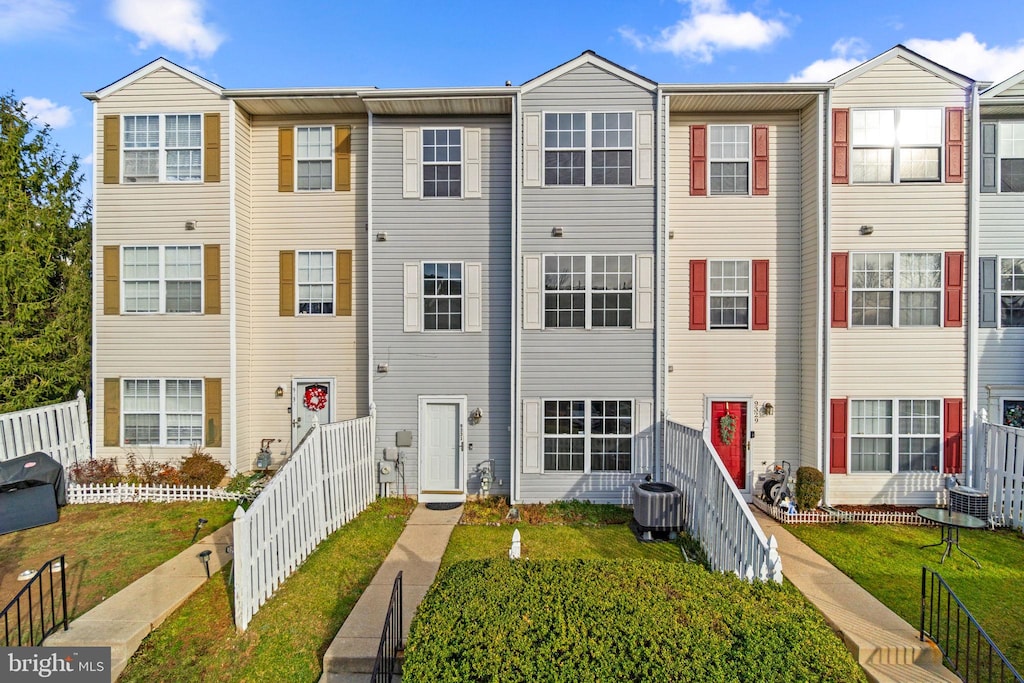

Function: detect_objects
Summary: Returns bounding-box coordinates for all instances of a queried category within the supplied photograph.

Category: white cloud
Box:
[81,154,94,166]
[621,0,789,63]
[21,96,74,129]
[788,37,868,82]
[110,0,224,59]
[0,0,73,41]
[906,33,1024,83]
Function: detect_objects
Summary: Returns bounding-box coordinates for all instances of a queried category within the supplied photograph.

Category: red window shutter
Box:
[831,252,849,328]
[690,125,707,196]
[832,109,849,184]
[945,107,964,183]
[944,251,964,327]
[690,259,707,330]
[752,259,769,330]
[752,125,769,196]
[830,398,848,474]
[943,398,964,474]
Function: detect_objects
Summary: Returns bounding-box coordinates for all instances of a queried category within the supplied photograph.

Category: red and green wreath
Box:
[303,384,329,412]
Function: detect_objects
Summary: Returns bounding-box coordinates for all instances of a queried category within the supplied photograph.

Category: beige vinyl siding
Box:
[666,112,804,484]
[989,82,1024,98]
[93,68,232,465]
[832,56,971,109]
[800,101,824,471]
[247,114,368,462]
[828,473,946,506]
[233,105,254,469]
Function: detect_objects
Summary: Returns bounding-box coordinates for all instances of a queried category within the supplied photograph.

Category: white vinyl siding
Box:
[122,245,202,314]
[122,113,201,183]
[123,378,203,447]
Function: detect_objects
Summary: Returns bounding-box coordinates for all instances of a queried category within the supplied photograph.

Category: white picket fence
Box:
[984,422,1024,532]
[66,482,241,504]
[0,391,91,466]
[750,496,933,526]
[233,414,376,631]
[663,419,782,583]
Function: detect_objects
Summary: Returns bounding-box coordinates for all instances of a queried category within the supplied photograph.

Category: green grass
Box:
[0,501,236,619]
[787,522,1024,671]
[119,496,414,683]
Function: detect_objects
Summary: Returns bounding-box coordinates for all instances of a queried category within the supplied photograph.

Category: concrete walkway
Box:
[753,508,958,683]
[320,503,463,683]
[45,524,233,680]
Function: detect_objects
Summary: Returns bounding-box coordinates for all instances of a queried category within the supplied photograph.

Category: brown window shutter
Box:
[689,259,707,330]
[279,250,295,316]
[335,125,351,192]
[943,398,963,473]
[944,251,964,327]
[204,113,221,183]
[832,109,849,184]
[103,245,120,315]
[752,125,769,196]
[205,378,222,448]
[204,244,221,315]
[103,115,120,184]
[336,249,353,316]
[103,378,120,447]
[829,398,848,474]
[278,127,294,192]
[690,125,707,196]
[945,107,964,183]
[831,252,849,328]
[752,259,769,330]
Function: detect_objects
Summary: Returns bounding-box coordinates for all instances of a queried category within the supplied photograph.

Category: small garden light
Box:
[191,517,208,544]
[198,549,212,578]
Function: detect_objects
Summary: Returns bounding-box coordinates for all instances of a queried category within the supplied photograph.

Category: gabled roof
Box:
[82,58,222,101]
[831,44,973,89]
[521,50,656,94]
[981,67,1024,98]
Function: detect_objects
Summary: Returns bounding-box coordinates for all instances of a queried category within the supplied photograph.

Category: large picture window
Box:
[542,399,632,473]
[850,108,942,183]
[544,112,633,186]
[122,245,202,314]
[123,114,202,183]
[123,378,203,446]
[544,255,633,329]
[850,399,940,473]
[851,252,941,327]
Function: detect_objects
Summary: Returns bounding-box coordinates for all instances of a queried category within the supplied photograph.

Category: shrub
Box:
[123,452,178,485]
[68,457,122,484]
[795,466,824,511]
[403,559,865,683]
[178,447,227,487]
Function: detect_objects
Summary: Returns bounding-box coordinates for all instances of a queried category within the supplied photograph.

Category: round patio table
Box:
[916,507,986,568]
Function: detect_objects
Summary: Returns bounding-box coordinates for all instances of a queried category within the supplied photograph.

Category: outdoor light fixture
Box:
[198,549,212,579]
[764,402,774,416]
[275,386,284,398]
[859,225,874,235]
[551,227,564,237]
[191,517,208,544]
[470,407,483,424]
[376,231,388,241]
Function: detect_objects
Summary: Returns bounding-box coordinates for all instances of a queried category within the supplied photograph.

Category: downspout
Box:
[511,93,521,504]
[658,88,669,481]
[90,100,98,457]
[820,89,832,504]
[966,83,981,487]
[228,100,238,475]
[367,111,375,418]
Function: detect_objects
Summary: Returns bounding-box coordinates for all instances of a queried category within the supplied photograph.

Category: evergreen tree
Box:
[0,93,91,412]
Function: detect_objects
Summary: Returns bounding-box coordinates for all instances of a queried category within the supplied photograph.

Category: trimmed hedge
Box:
[795,467,825,511]
[404,559,865,682]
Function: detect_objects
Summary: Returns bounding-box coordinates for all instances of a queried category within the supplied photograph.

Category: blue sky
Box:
[3,0,1024,170]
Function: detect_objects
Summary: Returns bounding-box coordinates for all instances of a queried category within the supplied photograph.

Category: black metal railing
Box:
[2,555,68,647]
[921,566,1023,682]
[370,571,403,683]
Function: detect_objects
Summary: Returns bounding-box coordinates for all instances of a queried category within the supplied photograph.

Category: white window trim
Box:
[294,125,334,192]
[996,120,1024,193]
[999,256,1024,328]
[421,126,464,199]
[121,377,204,448]
[542,111,636,187]
[121,245,204,315]
[849,252,944,328]
[542,254,635,330]
[421,260,465,332]
[295,249,336,316]
[849,397,943,474]
[707,124,752,196]
[707,258,752,330]
[850,108,944,184]
[540,398,635,474]
[121,113,203,184]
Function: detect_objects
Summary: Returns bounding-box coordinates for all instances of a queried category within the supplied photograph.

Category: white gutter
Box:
[658,88,669,481]
[511,93,521,504]
[367,112,375,418]
[821,89,832,504]
[967,83,981,487]
[90,100,98,457]
[228,100,238,475]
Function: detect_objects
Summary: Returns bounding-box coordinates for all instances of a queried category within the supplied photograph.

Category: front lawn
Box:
[787,522,1024,672]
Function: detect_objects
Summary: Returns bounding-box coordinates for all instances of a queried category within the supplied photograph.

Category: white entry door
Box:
[419,397,466,501]
[292,379,334,450]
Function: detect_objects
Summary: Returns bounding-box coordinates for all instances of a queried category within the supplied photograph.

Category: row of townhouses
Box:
[84,46,1024,506]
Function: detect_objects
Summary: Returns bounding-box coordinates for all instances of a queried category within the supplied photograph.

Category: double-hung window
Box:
[1000,257,1024,327]
[423,262,463,330]
[122,246,202,314]
[542,399,632,473]
[122,114,201,183]
[122,378,203,447]
[544,255,633,328]
[851,399,941,473]
[709,125,750,195]
[709,260,749,328]
[296,126,333,191]
[423,129,462,197]
[850,108,942,183]
[297,251,334,314]
[998,122,1024,192]
[544,112,633,186]
[851,252,941,326]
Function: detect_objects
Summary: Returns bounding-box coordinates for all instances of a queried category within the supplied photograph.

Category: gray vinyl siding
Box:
[371,116,512,496]
[519,63,657,503]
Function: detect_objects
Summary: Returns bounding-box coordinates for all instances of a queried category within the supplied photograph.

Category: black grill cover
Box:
[0,452,67,535]
[0,452,66,506]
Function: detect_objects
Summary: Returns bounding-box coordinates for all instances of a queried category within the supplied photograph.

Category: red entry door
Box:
[710,401,747,489]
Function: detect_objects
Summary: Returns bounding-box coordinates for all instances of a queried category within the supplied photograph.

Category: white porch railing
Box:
[232,414,376,631]
[0,391,91,467]
[984,422,1024,532]
[663,419,782,583]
